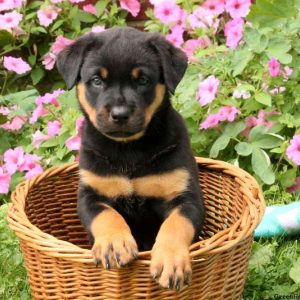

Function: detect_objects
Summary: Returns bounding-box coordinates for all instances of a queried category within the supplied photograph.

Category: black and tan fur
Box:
[57,27,204,291]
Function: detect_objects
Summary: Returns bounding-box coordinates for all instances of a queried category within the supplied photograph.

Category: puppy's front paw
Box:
[150,243,192,291]
[92,231,138,269]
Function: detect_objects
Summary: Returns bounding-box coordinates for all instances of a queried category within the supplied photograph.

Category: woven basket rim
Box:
[7,157,265,263]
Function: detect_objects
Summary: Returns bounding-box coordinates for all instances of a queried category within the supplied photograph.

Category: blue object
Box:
[254,201,300,238]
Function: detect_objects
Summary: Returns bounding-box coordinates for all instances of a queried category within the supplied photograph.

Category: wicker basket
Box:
[7,157,265,300]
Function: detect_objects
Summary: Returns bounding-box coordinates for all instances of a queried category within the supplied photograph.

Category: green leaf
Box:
[224,121,246,138]
[40,137,59,148]
[0,30,14,46]
[255,92,271,106]
[248,242,275,270]
[209,135,230,158]
[235,83,256,92]
[249,125,269,142]
[51,20,64,32]
[30,68,45,85]
[28,55,36,66]
[232,47,254,76]
[251,148,275,184]
[57,88,78,109]
[235,142,253,156]
[244,28,269,53]
[77,10,97,23]
[248,0,297,27]
[251,133,284,149]
[95,0,110,17]
[289,258,300,284]
[266,37,292,64]
[280,168,297,188]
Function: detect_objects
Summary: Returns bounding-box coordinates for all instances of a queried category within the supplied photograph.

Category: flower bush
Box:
[1,0,300,298]
[0,0,299,203]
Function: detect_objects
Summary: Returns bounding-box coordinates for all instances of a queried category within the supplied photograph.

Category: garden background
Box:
[0,0,299,298]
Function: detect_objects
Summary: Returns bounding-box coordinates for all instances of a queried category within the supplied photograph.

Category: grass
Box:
[1,202,300,300]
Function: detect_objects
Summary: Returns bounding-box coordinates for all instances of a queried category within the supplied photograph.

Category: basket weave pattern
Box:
[8,157,265,300]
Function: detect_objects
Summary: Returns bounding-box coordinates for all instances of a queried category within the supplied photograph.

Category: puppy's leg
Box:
[150,193,203,291]
[78,186,138,268]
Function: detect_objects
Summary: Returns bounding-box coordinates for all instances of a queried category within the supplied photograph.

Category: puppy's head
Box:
[57,27,187,142]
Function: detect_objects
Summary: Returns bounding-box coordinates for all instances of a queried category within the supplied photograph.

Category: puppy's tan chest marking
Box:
[80,169,190,201]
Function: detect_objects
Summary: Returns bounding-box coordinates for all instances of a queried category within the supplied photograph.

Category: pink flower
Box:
[0,11,23,30]
[217,106,241,122]
[3,147,25,175]
[120,0,140,17]
[225,0,251,18]
[35,89,65,106]
[200,114,220,129]
[243,110,278,137]
[154,1,182,24]
[283,66,293,78]
[232,88,251,99]
[183,37,211,59]
[32,130,51,148]
[0,106,10,115]
[69,0,84,3]
[0,167,11,194]
[91,25,105,33]
[18,153,43,180]
[25,163,43,179]
[268,58,280,77]
[224,18,244,49]
[0,0,14,11]
[286,134,300,165]
[51,35,74,55]
[3,56,31,74]
[12,0,24,9]
[166,25,184,48]
[0,116,26,131]
[83,4,97,15]
[196,75,220,106]
[11,26,25,36]
[286,177,300,193]
[0,0,24,11]
[42,52,56,70]
[76,116,85,135]
[47,120,61,137]
[188,7,214,29]
[66,136,81,151]
[270,86,286,94]
[202,0,225,15]
[29,104,48,124]
[37,6,59,27]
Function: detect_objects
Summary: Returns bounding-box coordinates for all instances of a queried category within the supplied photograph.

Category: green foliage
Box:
[0,204,31,299]
[172,0,300,194]
[244,240,300,299]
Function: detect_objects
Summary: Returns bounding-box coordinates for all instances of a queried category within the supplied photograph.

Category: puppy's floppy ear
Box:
[56,33,96,89]
[149,34,188,93]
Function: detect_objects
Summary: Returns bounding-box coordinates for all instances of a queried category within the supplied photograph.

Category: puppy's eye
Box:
[91,76,102,87]
[137,75,150,86]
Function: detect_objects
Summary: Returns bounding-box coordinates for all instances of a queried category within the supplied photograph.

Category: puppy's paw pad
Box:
[150,244,191,291]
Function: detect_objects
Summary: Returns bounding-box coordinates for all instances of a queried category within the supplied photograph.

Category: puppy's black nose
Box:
[110,106,130,123]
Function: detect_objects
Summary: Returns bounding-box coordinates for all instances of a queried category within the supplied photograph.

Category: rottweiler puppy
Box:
[57,27,204,291]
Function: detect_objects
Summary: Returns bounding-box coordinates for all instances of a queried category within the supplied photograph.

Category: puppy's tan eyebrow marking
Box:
[144,84,166,126]
[131,68,140,79]
[77,83,97,127]
[132,168,190,201]
[100,67,108,79]
[80,170,133,198]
